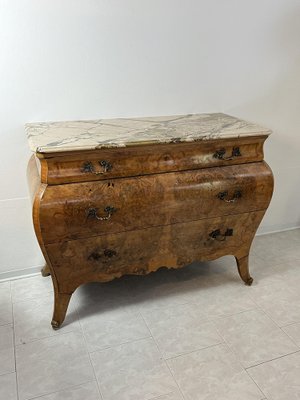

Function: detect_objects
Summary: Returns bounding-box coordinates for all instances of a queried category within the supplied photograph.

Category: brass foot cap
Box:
[41,266,51,277]
[245,277,253,286]
[51,320,61,330]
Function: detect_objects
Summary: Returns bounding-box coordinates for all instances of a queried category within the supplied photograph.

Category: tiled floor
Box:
[1,229,300,400]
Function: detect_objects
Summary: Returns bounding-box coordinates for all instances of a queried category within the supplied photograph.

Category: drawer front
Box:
[39,162,273,244]
[47,211,265,291]
[40,136,266,184]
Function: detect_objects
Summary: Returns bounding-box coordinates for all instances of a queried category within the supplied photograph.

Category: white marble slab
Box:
[26,113,271,153]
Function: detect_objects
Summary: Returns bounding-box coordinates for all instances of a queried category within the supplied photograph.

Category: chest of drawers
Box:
[26,113,273,329]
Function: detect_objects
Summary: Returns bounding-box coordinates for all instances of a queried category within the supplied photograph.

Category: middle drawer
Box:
[39,162,273,244]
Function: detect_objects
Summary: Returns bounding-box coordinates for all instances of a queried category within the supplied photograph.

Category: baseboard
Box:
[256,225,300,236]
[0,265,43,282]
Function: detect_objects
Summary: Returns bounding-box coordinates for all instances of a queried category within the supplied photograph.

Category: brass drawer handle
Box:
[82,160,112,175]
[88,249,117,261]
[213,147,241,161]
[86,206,116,221]
[209,228,233,241]
[217,190,242,203]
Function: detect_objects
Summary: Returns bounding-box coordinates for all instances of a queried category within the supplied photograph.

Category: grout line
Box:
[248,291,300,349]
[77,312,105,400]
[0,368,16,378]
[246,349,300,370]
[279,327,300,350]
[14,302,97,400]
[206,339,264,399]
[210,323,249,371]
[11,303,20,400]
[86,334,153,355]
[0,321,14,328]
[8,281,20,400]
[244,368,268,400]
[140,312,186,399]
[213,299,300,371]
[204,305,261,322]
[22,379,96,400]
[280,320,300,328]
[163,341,225,362]
[13,324,82,348]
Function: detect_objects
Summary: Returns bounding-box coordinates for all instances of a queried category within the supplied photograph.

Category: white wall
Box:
[1,0,300,278]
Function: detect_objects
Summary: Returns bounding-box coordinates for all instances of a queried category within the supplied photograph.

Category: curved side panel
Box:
[27,156,61,295]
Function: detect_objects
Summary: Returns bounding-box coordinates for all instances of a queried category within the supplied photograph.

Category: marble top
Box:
[26,113,271,154]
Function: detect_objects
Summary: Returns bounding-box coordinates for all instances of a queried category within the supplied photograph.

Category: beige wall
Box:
[1,0,300,278]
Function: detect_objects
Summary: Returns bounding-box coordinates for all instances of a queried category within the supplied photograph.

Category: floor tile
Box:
[248,280,300,327]
[282,322,300,347]
[142,303,222,359]
[132,281,193,313]
[3,229,300,400]
[0,301,13,326]
[253,229,300,251]
[188,283,257,319]
[122,268,195,313]
[79,300,151,352]
[214,309,298,368]
[11,275,53,303]
[167,344,264,400]
[90,337,177,400]
[0,324,15,375]
[0,281,11,302]
[0,282,12,325]
[253,231,300,264]
[204,253,299,289]
[248,351,300,400]
[247,257,299,287]
[0,373,18,400]
[13,294,80,345]
[16,331,94,400]
[32,381,101,400]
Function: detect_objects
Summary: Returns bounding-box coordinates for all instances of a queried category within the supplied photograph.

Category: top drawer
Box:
[38,136,267,184]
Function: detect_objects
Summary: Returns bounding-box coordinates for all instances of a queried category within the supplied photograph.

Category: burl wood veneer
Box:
[26,113,274,329]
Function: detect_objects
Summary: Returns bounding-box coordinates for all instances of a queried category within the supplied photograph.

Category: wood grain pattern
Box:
[27,134,274,329]
[46,211,265,294]
[37,136,267,184]
[38,162,273,243]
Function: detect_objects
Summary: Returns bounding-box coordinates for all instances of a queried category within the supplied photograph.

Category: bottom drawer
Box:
[47,211,265,292]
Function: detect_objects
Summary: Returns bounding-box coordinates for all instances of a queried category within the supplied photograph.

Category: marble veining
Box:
[26,113,271,153]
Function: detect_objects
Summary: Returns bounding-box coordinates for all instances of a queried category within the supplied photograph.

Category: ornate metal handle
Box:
[217,190,242,203]
[213,147,241,161]
[82,160,112,175]
[209,228,233,241]
[88,249,117,261]
[86,206,116,221]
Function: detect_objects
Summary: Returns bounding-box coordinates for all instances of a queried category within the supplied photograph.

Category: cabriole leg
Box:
[235,255,253,286]
[51,291,72,330]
